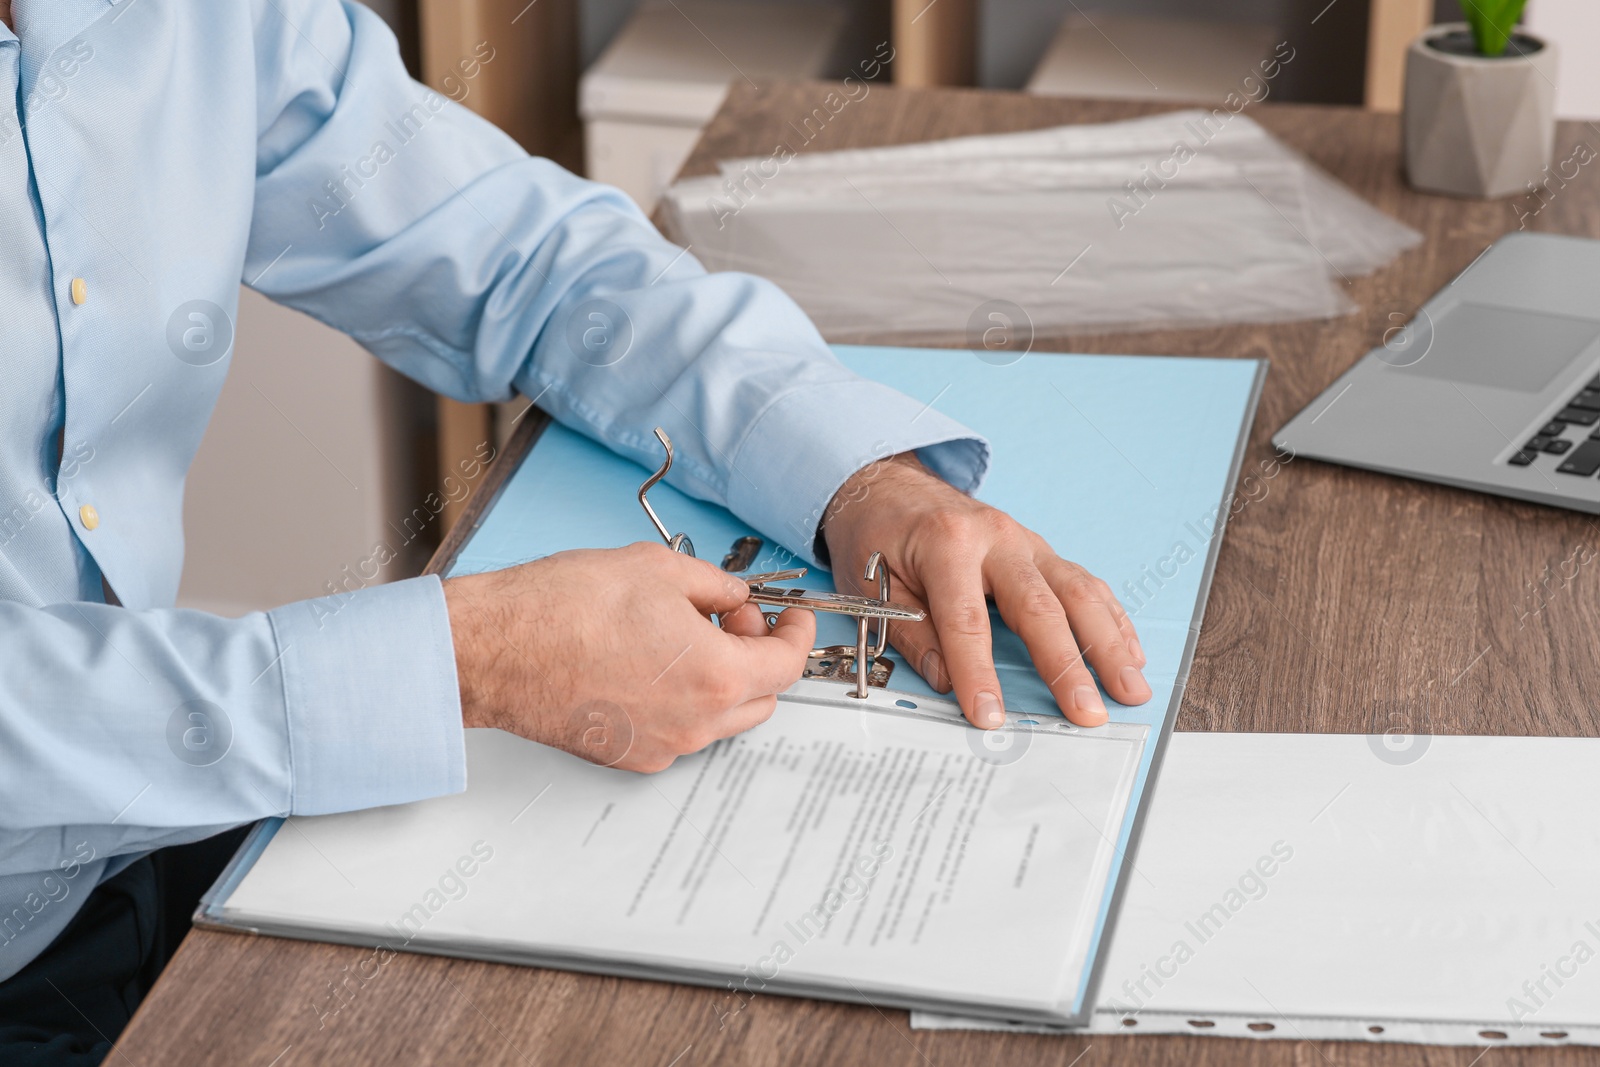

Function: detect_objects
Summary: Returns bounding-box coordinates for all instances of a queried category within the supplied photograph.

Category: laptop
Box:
[1275,232,1600,512]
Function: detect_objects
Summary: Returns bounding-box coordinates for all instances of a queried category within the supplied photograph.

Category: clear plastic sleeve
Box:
[661,110,1420,338]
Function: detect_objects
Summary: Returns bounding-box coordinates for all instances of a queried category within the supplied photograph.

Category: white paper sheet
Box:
[211,682,1148,1022]
[914,732,1600,1049]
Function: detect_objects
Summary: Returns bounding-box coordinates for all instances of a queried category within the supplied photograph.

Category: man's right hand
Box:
[443,543,816,773]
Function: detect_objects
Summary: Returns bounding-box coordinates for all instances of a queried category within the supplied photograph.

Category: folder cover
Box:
[198,346,1265,1025]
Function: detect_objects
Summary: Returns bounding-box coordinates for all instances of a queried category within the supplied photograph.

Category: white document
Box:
[207,681,1148,1023]
[915,732,1600,1048]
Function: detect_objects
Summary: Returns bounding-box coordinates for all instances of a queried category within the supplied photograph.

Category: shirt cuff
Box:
[727,379,991,568]
[266,574,467,816]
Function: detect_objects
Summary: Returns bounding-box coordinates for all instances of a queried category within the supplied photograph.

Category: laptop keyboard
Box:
[1510,375,1600,476]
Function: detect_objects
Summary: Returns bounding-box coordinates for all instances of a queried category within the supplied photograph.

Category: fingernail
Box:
[974,691,1004,728]
[1129,635,1145,665]
[1120,665,1152,702]
[920,649,949,691]
[1073,685,1106,722]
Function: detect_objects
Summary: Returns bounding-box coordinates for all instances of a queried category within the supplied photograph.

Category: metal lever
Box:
[793,552,900,698]
[639,428,924,692]
[638,427,694,557]
[744,582,922,621]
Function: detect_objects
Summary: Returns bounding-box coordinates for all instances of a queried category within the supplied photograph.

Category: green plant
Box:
[1460,0,1529,57]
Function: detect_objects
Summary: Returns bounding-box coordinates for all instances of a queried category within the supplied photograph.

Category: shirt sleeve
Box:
[244,0,990,567]
[0,576,463,876]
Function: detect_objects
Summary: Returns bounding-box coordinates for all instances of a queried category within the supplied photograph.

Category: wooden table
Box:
[117,84,1600,1066]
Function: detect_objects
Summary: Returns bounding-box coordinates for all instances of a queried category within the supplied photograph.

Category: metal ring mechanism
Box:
[638,428,925,693]
[637,427,695,559]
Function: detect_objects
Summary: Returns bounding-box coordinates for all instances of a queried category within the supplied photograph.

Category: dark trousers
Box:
[0,826,251,1067]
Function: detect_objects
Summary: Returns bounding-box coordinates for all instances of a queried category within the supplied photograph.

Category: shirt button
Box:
[70,278,87,305]
[79,504,99,530]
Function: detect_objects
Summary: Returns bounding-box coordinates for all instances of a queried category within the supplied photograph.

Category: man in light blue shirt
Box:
[0,0,1151,1058]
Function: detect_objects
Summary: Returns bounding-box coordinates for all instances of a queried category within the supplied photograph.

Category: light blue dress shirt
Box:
[0,0,987,980]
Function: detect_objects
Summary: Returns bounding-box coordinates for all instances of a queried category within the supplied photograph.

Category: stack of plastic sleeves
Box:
[659,109,1421,338]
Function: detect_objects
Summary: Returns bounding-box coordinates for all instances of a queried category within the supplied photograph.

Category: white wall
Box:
[177,290,430,617]
[1526,0,1600,119]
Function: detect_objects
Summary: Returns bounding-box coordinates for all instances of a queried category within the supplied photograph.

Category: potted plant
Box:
[1402,1,1558,198]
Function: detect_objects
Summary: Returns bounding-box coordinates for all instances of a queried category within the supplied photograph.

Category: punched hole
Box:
[1541,1031,1569,1040]
[1368,1026,1385,1034]
[1247,1022,1275,1032]
[1187,1019,1215,1029]
[1479,1031,1507,1041]
[1119,1018,1138,1028]
[895,699,917,709]
[1017,718,1040,724]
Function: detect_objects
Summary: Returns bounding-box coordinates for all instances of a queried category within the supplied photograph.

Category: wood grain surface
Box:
[116,83,1600,1067]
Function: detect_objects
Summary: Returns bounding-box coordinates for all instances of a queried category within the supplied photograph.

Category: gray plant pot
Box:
[1403,22,1558,199]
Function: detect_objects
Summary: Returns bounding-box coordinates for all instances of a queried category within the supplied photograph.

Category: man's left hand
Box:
[820,452,1151,729]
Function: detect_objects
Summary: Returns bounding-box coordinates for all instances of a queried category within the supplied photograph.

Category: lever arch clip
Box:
[639,427,926,696]
[638,427,695,558]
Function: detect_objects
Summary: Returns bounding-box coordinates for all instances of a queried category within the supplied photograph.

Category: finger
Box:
[719,600,771,638]
[920,550,1006,729]
[720,606,816,698]
[659,694,783,767]
[988,553,1107,726]
[882,587,952,694]
[766,604,817,655]
[830,552,949,692]
[651,544,751,616]
[1041,558,1152,709]
[1104,587,1145,667]
[666,695,783,763]
[1026,534,1144,669]
[713,693,782,738]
